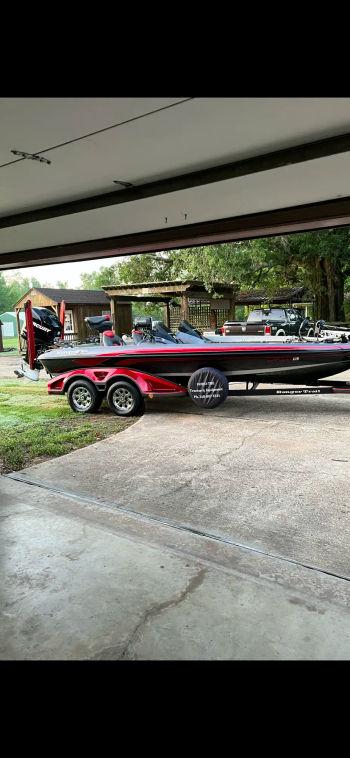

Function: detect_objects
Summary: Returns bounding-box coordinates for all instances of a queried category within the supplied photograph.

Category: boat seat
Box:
[85,315,111,326]
[102,331,124,346]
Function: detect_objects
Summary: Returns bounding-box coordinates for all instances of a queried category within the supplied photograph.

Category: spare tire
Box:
[188,367,229,408]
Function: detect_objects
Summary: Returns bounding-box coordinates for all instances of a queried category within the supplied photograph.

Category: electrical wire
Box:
[0,97,195,170]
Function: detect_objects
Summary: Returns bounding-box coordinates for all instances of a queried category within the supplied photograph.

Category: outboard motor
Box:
[21,307,63,362]
[15,304,63,380]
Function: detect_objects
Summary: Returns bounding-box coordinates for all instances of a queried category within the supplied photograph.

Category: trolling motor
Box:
[314,319,326,337]
[298,317,350,344]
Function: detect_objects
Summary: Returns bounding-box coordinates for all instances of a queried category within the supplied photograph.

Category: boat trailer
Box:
[228,380,350,397]
[15,299,350,415]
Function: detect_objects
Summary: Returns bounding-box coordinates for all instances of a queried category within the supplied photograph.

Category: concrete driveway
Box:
[1,373,350,660]
[0,352,18,379]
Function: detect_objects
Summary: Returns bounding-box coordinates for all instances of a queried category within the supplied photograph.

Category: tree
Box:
[80,266,117,289]
[80,254,174,290]
[171,231,350,320]
[80,228,350,322]
[169,242,285,291]
[0,273,13,312]
[246,230,350,320]
[0,273,43,313]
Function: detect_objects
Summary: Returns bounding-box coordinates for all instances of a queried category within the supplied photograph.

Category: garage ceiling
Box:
[2,97,350,270]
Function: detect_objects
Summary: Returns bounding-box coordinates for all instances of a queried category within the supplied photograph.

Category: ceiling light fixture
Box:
[11,150,51,165]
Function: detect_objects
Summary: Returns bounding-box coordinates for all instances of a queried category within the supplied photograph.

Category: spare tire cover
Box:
[188,367,229,408]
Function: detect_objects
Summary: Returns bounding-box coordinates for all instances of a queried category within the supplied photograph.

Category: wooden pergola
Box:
[103,280,237,333]
[235,286,314,315]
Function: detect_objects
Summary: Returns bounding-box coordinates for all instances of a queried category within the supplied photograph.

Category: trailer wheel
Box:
[107,381,144,417]
[188,367,229,408]
[67,379,102,413]
[276,329,286,336]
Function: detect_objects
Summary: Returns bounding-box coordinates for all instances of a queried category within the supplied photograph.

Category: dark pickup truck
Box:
[217,308,305,337]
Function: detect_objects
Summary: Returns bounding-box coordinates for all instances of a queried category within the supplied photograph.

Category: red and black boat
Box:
[39,335,350,387]
[16,303,350,416]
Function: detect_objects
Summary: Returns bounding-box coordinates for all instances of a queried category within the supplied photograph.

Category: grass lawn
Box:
[2,337,18,350]
[0,379,136,474]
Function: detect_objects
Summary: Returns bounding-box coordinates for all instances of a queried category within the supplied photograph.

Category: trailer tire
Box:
[67,379,102,413]
[107,380,144,417]
[188,367,229,408]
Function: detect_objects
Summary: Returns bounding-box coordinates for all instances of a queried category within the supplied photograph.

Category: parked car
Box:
[216,308,306,337]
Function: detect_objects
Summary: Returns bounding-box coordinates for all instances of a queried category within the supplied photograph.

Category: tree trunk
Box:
[308,257,329,320]
[323,257,345,322]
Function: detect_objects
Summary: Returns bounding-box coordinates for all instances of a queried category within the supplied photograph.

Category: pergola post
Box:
[228,295,236,321]
[163,302,170,328]
[209,309,217,330]
[180,294,189,321]
[110,297,117,332]
[16,308,22,351]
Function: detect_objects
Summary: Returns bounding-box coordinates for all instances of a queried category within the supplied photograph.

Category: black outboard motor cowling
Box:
[21,307,62,359]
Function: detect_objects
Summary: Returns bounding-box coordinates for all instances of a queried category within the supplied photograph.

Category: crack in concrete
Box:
[213,429,261,466]
[117,566,207,661]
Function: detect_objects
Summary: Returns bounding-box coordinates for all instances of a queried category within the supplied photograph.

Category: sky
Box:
[5,256,126,288]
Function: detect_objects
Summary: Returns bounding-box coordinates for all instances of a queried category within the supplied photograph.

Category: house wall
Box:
[110,299,133,335]
[15,291,59,311]
[15,291,110,340]
[71,304,111,340]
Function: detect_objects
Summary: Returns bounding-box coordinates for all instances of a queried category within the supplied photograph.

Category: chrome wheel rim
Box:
[111,386,134,411]
[72,386,93,410]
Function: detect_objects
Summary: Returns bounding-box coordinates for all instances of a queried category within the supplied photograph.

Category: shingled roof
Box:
[15,288,110,307]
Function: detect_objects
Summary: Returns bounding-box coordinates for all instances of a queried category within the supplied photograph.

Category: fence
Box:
[169,305,230,331]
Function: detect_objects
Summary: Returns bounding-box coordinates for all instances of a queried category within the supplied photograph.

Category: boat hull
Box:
[39,342,350,386]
